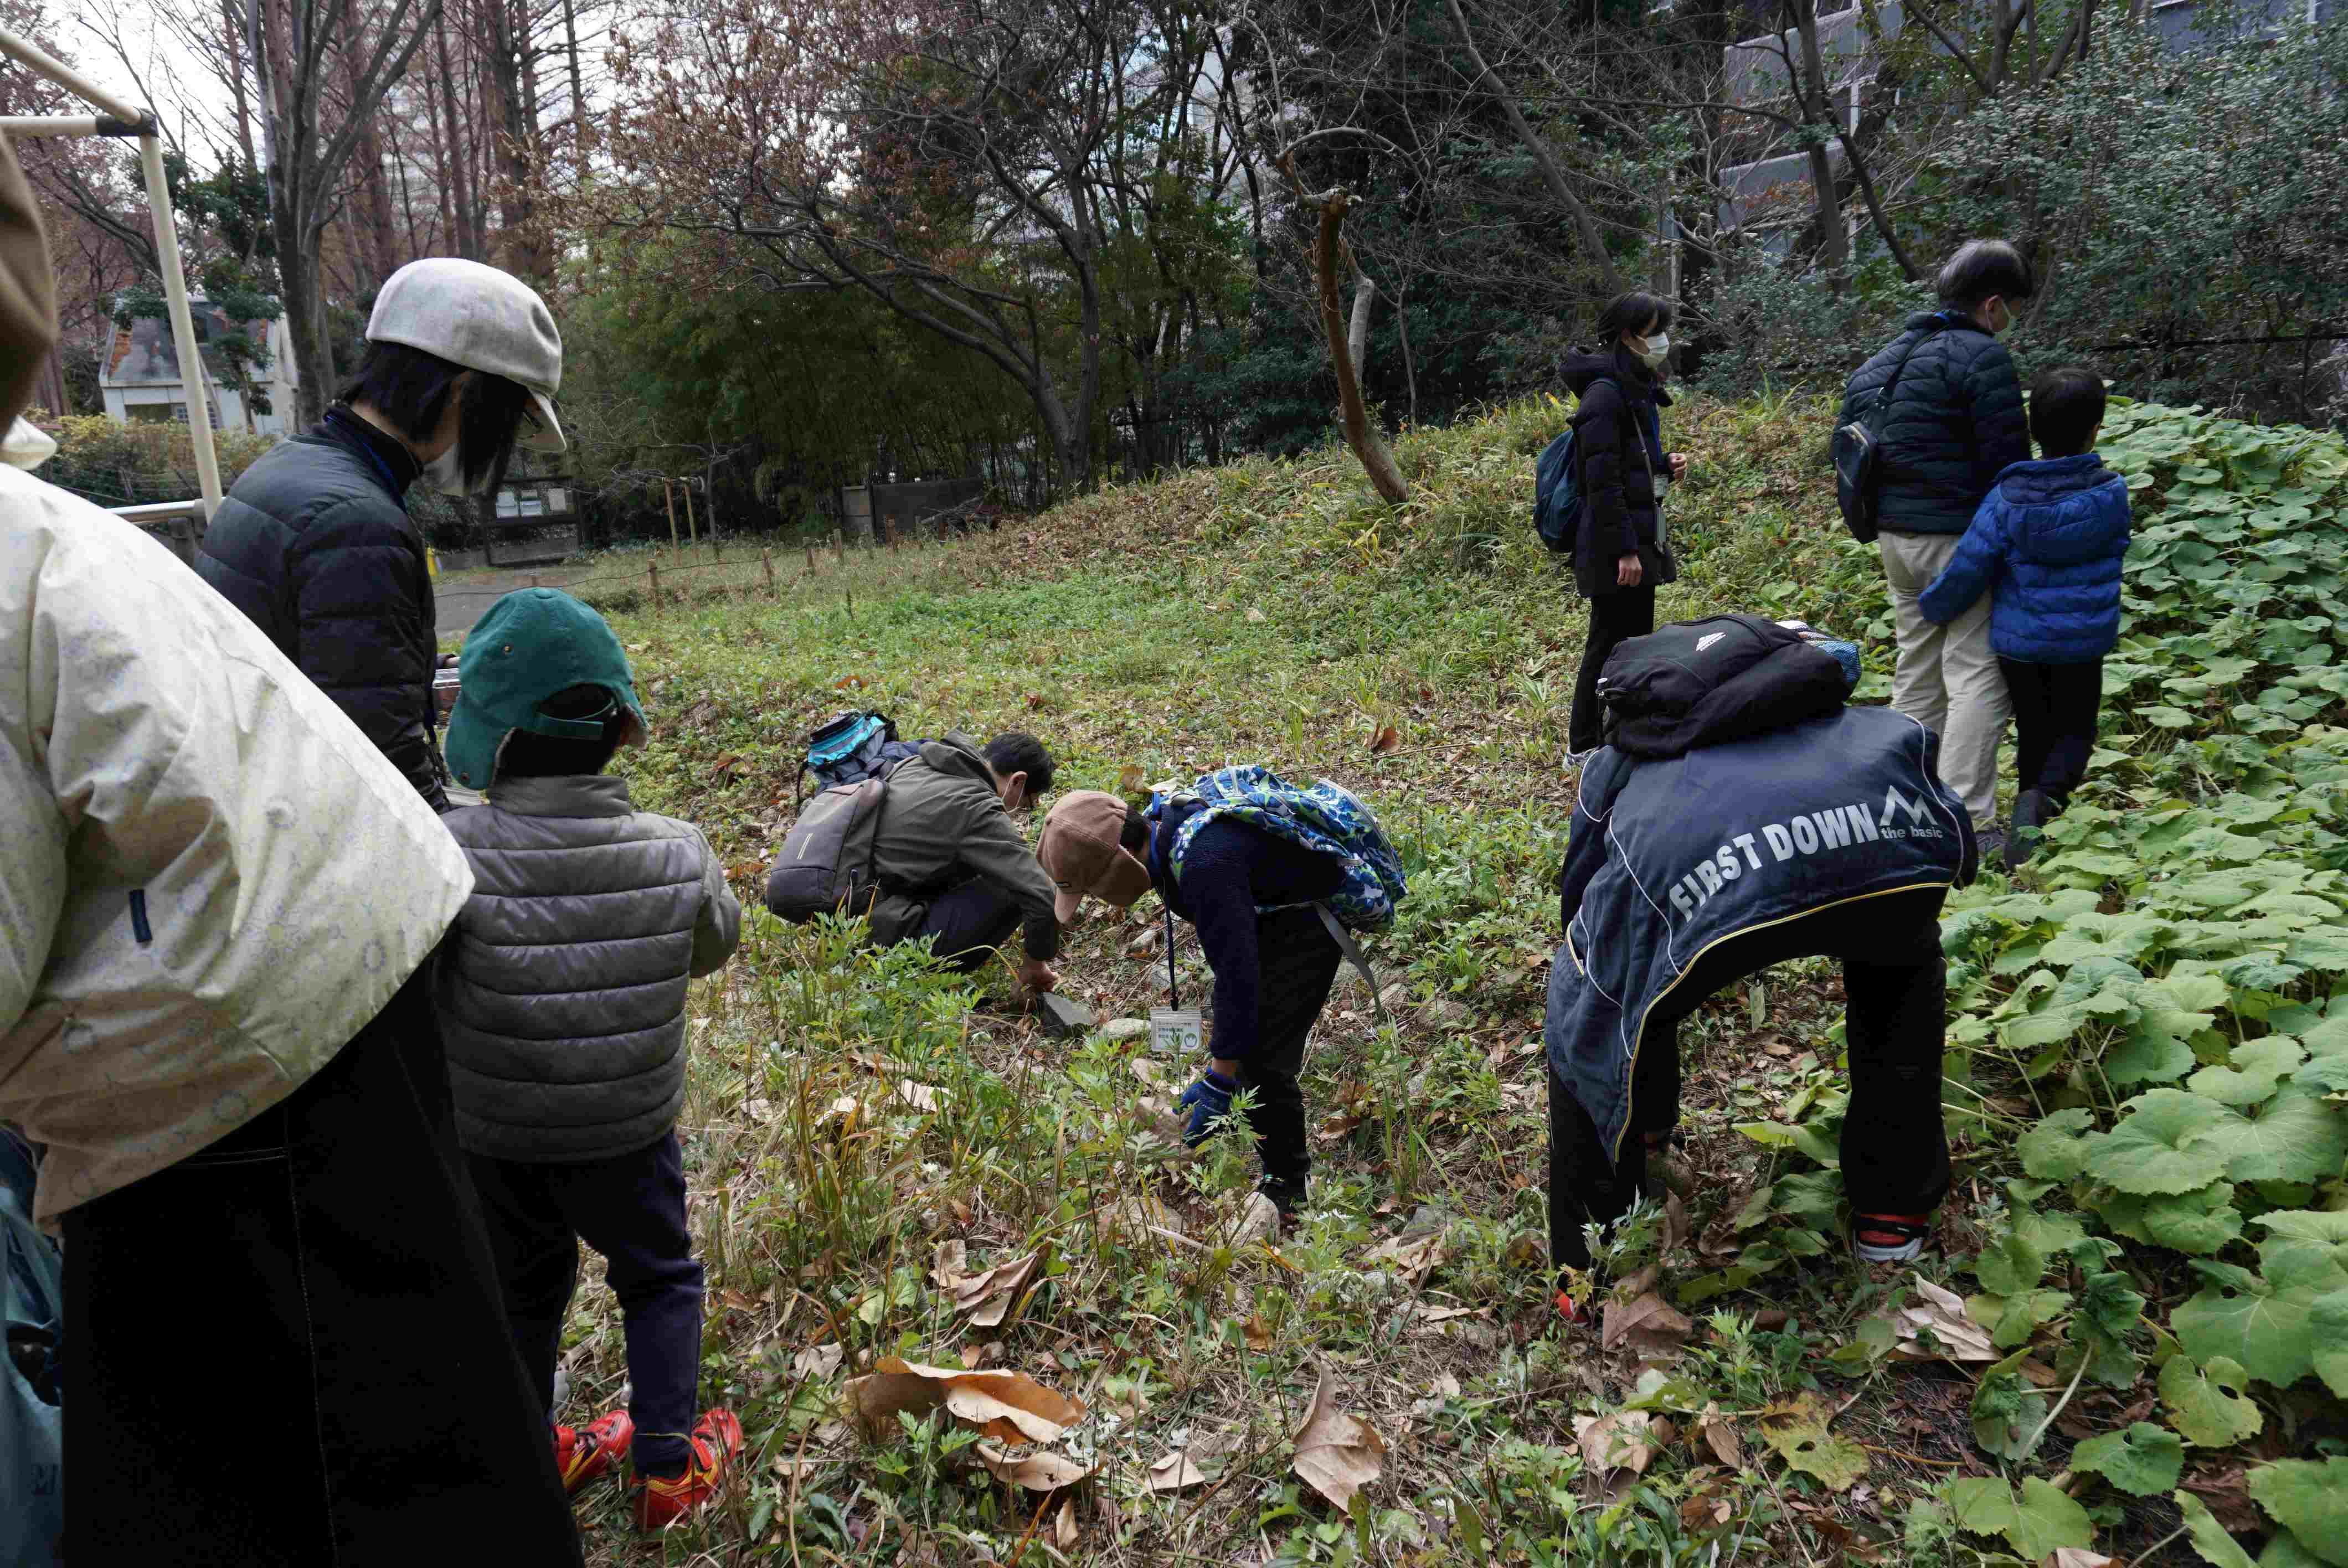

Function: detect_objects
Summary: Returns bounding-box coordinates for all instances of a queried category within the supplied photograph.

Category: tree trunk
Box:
[431,17,478,260]
[1791,0,1851,276]
[222,0,256,169]
[1396,289,1418,429]
[1348,271,1375,388]
[277,198,331,426]
[1307,190,1408,503]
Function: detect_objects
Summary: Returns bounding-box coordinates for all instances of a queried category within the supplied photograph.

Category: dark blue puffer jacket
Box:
[1839,312,2032,535]
[1917,453,2132,664]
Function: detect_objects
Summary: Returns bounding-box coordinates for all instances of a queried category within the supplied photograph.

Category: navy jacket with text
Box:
[1545,705,1975,1164]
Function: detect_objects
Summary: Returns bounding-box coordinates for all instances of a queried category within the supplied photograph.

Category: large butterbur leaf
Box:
[2071,1422,2184,1496]
[2088,1089,2233,1195]
[2248,1461,2348,1567]
[2196,1086,2348,1184]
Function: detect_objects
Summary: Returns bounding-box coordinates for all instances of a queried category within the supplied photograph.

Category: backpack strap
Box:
[1315,904,1392,1034]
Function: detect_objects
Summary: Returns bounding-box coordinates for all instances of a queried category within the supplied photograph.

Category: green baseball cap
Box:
[444,587,646,789]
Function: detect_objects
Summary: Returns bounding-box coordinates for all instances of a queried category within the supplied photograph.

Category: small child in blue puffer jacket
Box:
[1919,365,2130,871]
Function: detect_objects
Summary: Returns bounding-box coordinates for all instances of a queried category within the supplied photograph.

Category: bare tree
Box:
[248,0,447,422]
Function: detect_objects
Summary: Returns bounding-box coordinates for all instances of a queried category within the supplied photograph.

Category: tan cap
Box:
[367,258,565,451]
[1038,791,1153,922]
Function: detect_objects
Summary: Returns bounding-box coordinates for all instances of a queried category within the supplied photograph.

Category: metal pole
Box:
[0,116,111,137]
[137,132,223,518]
[0,28,146,123]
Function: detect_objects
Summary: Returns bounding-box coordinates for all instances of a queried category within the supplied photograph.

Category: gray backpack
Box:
[764,768,897,924]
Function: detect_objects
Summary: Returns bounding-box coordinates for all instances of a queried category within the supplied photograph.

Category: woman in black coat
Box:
[1562,291,1691,757]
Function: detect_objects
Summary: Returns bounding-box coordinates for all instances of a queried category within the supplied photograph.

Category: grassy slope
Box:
[538,392,2348,1565]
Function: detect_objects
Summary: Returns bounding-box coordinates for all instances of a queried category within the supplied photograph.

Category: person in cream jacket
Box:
[0,137,581,1563]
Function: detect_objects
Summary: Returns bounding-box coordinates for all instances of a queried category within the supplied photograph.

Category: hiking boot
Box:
[553,1410,634,1495]
[1974,826,2009,872]
[1257,1173,1308,1224]
[631,1409,745,1531]
[1852,1212,1932,1265]
[2007,790,2054,873]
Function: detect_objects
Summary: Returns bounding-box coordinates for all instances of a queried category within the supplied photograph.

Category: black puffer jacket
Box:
[196,410,447,806]
[1838,311,2031,537]
[1561,346,1678,600]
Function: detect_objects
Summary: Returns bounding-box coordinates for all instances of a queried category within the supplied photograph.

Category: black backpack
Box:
[1598,615,1849,760]
[1834,323,1944,543]
[764,762,905,925]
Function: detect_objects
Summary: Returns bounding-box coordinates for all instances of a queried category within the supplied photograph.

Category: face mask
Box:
[423,442,470,497]
[1636,331,1671,368]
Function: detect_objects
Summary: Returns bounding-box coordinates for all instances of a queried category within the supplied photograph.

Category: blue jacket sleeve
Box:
[1918,501,2006,625]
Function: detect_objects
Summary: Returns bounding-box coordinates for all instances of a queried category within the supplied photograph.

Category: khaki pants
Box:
[1880,531,2010,829]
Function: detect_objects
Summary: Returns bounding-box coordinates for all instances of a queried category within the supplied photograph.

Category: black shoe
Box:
[2008,790,2054,873]
[1257,1174,1307,1221]
[1975,825,2009,870]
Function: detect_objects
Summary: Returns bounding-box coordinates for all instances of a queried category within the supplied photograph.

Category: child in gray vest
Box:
[436,587,743,1531]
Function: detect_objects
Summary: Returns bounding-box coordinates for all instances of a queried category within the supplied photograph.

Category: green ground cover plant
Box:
[523,390,2348,1565]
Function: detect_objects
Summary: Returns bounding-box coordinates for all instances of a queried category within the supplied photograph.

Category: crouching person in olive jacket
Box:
[436,587,745,1534]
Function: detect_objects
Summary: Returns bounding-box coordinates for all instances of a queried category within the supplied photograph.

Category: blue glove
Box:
[1173,1070,1240,1147]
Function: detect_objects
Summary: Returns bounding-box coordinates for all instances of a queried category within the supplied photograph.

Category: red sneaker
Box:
[1556,1289,1589,1327]
[631,1408,745,1531]
[553,1410,634,1495]
[1853,1211,1932,1263]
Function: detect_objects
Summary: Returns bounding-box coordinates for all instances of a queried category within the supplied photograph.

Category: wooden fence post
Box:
[832,530,845,563]
[761,548,776,596]
[683,483,698,545]
[663,479,679,551]
[648,559,662,610]
[805,543,817,574]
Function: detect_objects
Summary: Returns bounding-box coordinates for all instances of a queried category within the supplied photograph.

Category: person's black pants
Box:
[2000,656,2102,807]
[1569,584,1657,753]
[1548,889,1950,1276]
[468,1133,704,1477]
[61,967,583,1566]
[909,880,1026,974]
[1234,908,1345,1187]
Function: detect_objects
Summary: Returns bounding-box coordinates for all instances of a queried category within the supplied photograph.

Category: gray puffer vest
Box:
[437,774,742,1162]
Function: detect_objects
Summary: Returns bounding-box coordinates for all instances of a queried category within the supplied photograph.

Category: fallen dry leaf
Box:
[1604,1292,1696,1359]
[1362,1227,1448,1283]
[1418,1304,1482,1324]
[1146,1449,1208,1493]
[1693,1402,1744,1468]
[1884,1272,1998,1364]
[843,1359,1087,1443]
[1573,1410,1657,1499]
[894,1081,947,1113]
[1369,724,1401,755]
[1662,1192,1691,1252]
[974,1440,1093,1492]
[1292,1365,1387,1510]
[1245,605,1266,622]
[1054,1497,1079,1549]
[1243,1314,1275,1351]
[930,1242,1046,1329]
[792,1342,845,1380]
[2047,1551,2115,1568]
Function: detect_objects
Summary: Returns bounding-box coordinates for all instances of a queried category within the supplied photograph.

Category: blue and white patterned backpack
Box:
[1162,765,1408,932]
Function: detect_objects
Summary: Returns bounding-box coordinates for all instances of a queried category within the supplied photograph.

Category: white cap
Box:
[367,258,565,452]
